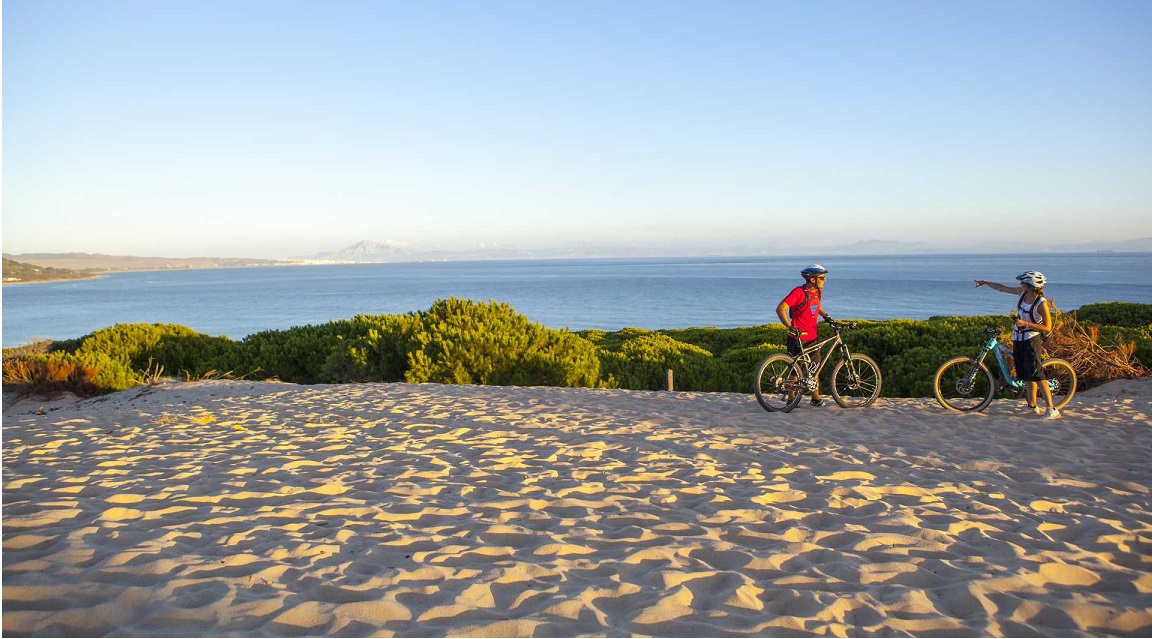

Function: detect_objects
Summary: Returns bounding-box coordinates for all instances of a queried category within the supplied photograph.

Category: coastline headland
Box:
[2,253,300,283]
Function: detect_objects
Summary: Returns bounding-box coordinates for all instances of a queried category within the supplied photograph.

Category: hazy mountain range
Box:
[6,237,1151,273]
[301,237,1152,263]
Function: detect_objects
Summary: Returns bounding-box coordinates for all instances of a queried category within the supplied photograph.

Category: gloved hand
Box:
[787,326,802,338]
[824,316,836,324]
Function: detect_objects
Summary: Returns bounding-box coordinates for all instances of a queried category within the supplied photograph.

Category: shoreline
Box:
[4,379,1151,636]
[1,273,106,286]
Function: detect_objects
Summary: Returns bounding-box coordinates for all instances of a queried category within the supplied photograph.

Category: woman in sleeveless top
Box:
[974,271,1061,419]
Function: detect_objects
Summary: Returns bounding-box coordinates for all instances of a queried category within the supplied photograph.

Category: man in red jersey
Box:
[775,264,835,406]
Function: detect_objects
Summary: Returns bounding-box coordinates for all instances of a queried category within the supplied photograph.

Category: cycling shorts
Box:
[1013,336,1046,382]
[787,337,816,358]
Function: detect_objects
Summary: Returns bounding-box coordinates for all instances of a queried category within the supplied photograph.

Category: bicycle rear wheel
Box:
[1041,359,1077,410]
[754,354,804,413]
[831,353,882,408]
[934,357,995,412]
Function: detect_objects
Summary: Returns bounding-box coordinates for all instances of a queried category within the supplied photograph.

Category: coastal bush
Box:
[149,334,246,378]
[597,333,728,391]
[12,324,232,394]
[2,350,137,396]
[12,302,1149,398]
[1075,302,1152,328]
[320,314,416,383]
[400,299,601,387]
[718,345,780,390]
[59,323,205,369]
[241,323,351,383]
[661,326,777,356]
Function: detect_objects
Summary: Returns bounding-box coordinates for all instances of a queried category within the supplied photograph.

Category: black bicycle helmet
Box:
[801,264,828,277]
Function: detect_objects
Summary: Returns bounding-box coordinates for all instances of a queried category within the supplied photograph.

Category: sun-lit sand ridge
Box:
[4,379,1151,636]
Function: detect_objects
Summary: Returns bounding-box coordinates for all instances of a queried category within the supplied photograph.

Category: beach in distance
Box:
[4,378,1151,636]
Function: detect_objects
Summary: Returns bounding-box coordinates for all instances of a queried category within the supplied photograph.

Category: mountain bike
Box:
[753,321,882,413]
[933,327,1076,412]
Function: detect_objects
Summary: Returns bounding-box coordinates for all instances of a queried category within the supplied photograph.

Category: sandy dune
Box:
[4,379,1151,637]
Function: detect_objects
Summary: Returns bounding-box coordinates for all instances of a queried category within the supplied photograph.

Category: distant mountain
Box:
[304,240,416,262]
[301,240,731,263]
[817,237,1152,256]
[826,239,936,255]
[1055,237,1152,253]
[302,237,1152,263]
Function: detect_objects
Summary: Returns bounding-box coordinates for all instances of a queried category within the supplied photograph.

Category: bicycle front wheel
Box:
[1042,359,1077,410]
[754,354,804,413]
[831,353,882,408]
[934,357,995,412]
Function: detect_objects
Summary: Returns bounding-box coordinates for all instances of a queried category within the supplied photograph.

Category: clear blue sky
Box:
[4,0,1151,258]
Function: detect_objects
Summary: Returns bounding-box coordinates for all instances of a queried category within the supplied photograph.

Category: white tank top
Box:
[1013,295,1045,341]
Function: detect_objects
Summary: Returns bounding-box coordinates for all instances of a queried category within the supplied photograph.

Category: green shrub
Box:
[3,350,138,395]
[718,344,781,391]
[1076,302,1152,328]
[320,314,417,383]
[241,323,349,383]
[33,323,234,391]
[663,325,786,358]
[64,323,204,369]
[149,334,246,378]
[400,299,601,387]
[599,333,726,391]
[15,302,1148,398]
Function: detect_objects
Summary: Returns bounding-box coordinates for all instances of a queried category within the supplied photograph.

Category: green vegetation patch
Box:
[4,299,1149,398]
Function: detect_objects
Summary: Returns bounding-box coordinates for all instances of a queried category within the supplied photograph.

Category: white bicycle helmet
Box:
[1016,270,1047,288]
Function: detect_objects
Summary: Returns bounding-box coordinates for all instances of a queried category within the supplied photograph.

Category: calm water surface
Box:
[4,253,1151,347]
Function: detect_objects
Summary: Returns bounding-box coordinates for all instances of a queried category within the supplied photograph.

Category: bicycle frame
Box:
[974,334,1026,391]
[795,331,850,378]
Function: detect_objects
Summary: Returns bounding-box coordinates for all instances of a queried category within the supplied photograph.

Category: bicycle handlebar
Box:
[791,320,857,338]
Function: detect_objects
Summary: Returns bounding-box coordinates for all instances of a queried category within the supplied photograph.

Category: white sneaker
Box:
[1043,407,1062,420]
[1024,404,1043,415]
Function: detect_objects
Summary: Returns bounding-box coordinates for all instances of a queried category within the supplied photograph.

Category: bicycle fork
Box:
[957,349,993,394]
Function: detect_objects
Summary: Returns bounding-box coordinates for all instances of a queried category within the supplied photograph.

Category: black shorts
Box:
[1013,336,1046,381]
[787,337,815,358]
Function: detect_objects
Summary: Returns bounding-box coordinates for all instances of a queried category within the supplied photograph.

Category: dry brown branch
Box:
[1045,307,1148,390]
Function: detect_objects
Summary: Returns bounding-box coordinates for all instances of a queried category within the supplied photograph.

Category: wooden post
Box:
[667,369,674,392]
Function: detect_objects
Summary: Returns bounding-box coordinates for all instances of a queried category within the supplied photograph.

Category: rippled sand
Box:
[4,379,1151,636]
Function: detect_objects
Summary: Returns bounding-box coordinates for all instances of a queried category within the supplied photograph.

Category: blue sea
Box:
[4,253,1151,348]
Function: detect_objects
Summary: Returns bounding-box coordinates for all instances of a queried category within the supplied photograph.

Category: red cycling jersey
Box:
[782,285,822,341]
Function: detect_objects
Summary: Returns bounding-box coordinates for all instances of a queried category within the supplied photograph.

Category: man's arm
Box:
[775,300,791,328]
[776,300,803,337]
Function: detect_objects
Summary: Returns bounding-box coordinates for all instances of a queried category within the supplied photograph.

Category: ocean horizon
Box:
[4,252,1151,348]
